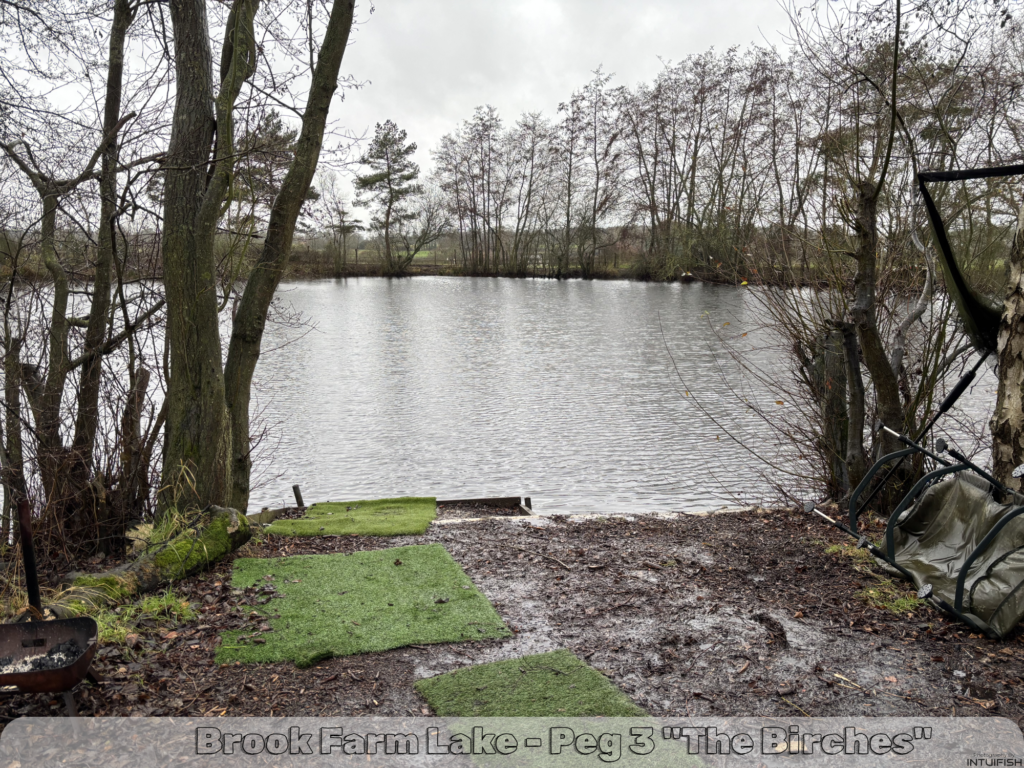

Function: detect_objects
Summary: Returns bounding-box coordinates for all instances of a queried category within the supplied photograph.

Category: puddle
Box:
[415,574,562,679]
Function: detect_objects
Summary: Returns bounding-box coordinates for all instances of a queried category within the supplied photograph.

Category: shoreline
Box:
[5,506,1020,723]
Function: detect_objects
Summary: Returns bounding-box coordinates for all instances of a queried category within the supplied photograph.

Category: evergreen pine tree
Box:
[354,120,421,274]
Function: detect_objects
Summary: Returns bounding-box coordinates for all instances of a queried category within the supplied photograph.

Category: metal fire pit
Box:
[0,500,100,715]
[0,616,98,694]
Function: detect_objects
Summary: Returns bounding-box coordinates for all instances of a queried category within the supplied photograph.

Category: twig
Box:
[781,695,811,717]
[513,546,571,571]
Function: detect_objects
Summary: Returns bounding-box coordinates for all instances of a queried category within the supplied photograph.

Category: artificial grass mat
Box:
[265,497,436,537]
[414,650,647,717]
[215,544,510,667]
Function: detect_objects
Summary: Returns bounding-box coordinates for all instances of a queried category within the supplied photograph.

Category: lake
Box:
[247,277,996,514]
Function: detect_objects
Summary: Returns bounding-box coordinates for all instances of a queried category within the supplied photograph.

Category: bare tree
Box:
[162,0,356,512]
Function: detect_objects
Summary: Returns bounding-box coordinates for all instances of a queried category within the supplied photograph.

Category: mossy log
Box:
[49,506,251,617]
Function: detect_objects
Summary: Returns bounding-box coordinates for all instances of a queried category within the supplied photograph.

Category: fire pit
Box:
[0,617,98,695]
[0,501,99,715]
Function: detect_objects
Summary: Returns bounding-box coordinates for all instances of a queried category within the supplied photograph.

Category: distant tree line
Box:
[429,15,1024,284]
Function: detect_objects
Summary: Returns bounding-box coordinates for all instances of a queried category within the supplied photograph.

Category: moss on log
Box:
[51,506,251,616]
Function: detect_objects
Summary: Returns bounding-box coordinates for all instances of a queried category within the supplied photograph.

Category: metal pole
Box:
[853,349,989,518]
[17,499,41,615]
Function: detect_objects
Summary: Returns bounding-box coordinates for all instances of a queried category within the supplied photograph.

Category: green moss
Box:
[856,579,925,616]
[825,542,874,566]
[151,508,246,574]
[70,574,135,603]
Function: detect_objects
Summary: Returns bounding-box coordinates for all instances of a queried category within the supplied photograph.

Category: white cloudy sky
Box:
[331,0,793,182]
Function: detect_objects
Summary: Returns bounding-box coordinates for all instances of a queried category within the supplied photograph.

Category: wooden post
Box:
[292,484,305,508]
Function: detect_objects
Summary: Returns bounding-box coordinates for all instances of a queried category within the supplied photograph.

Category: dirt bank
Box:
[3,506,1022,726]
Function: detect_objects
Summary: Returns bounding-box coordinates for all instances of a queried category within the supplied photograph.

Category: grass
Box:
[825,541,875,566]
[71,589,197,646]
[265,497,436,537]
[856,578,925,616]
[414,649,647,717]
[825,540,923,615]
[215,544,510,667]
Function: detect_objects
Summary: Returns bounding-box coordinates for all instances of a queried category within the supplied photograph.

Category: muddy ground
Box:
[2,505,1023,727]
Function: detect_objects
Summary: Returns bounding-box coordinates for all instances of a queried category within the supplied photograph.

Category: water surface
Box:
[248,277,994,514]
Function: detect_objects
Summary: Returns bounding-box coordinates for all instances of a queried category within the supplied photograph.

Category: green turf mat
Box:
[414,650,647,717]
[216,544,510,667]
[265,497,436,536]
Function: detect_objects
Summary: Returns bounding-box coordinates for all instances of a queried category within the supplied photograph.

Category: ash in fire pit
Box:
[0,638,84,675]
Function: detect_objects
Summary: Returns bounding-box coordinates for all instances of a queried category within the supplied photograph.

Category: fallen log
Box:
[45,506,251,618]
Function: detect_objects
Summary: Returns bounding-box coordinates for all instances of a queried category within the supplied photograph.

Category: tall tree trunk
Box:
[849,181,902,456]
[991,215,1024,491]
[71,0,135,483]
[34,194,73,504]
[224,0,355,512]
[811,327,849,498]
[2,336,26,508]
[839,321,867,492]
[161,0,233,510]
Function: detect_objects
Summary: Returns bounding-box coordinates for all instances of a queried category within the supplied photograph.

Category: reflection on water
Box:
[248,277,995,514]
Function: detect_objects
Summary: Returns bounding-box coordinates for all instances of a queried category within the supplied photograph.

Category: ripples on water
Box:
[248,277,996,514]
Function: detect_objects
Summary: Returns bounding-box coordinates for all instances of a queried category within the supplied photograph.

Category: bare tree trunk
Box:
[223,0,354,511]
[33,194,74,504]
[991,216,1024,490]
[849,181,902,456]
[161,0,259,511]
[811,327,849,498]
[839,321,867,492]
[2,336,26,508]
[70,0,135,483]
[117,366,151,520]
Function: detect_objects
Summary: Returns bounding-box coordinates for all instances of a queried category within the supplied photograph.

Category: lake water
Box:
[247,277,997,514]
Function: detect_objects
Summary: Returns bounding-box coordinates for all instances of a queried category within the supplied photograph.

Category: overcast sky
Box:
[331,0,793,187]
